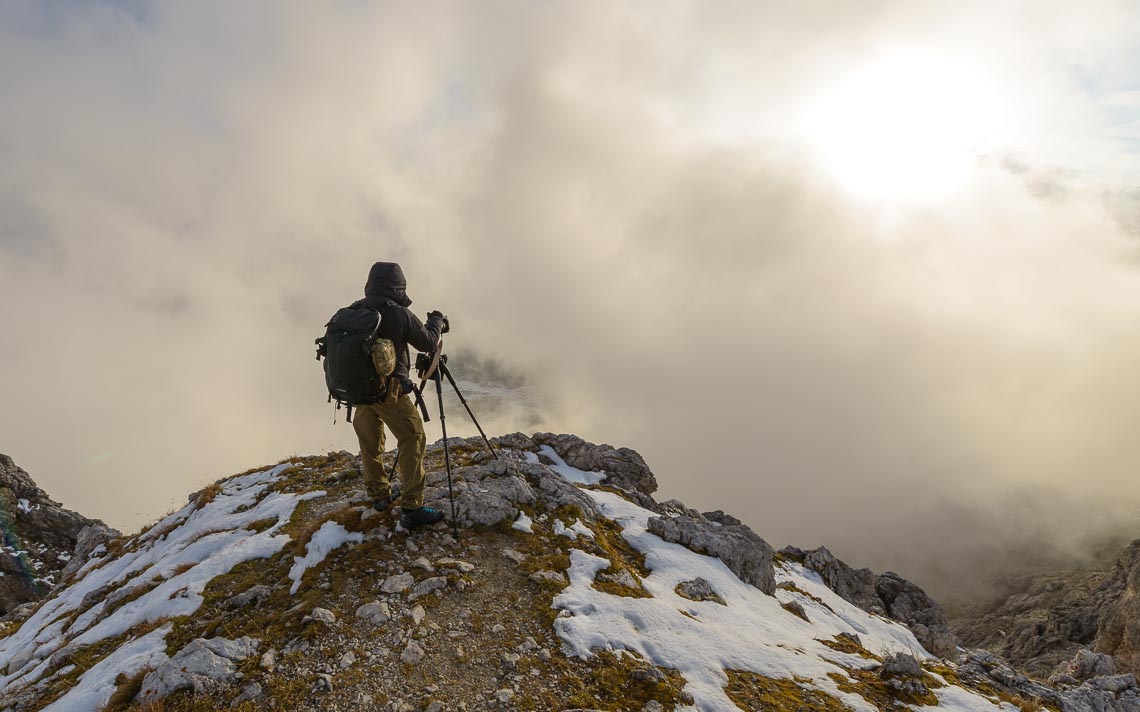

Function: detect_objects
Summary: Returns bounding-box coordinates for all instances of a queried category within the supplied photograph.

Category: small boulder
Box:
[401,640,425,665]
[356,601,391,625]
[529,570,567,585]
[1068,649,1116,680]
[676,577,725,605]
[408,577,447,601]
[381,572,415,594]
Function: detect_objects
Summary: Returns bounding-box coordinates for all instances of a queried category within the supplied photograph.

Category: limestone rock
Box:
[524,462,599,519]
[230,682,263,708]
[1096,540,1140,674]
[876,571,959,661]
[529,570,568,585]
[879,652,923,679]
[1071,650,1118,680]
[491,432,538,451]
[356,601,391,625]
[676,577,725,605]
[139,637,259,702]
[447,473,536,527]
[436,558,475,573]
[225,584,273,610]
[401,640,425,665]
[58,523,119,582]
[647,514,775,595]
[801,547,882,614]
[956,649,1062,709]
[408,576,447,601]
[531,433,658,495]
[381,572,415,594]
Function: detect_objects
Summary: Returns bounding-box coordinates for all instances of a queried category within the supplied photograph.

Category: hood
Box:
[363,261,412,307]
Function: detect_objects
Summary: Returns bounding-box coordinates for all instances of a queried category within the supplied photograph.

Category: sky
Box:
[2,0,1140,599]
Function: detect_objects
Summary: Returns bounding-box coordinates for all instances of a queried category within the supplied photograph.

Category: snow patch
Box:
[536,445,607,485]
[551,489,1000,712]
[288,521,365,595]
[512,511,534,533]
[553,518,594,541]
[0,462,317,697]
[41,624,171,712]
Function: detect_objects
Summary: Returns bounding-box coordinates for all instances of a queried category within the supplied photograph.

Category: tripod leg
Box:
[434,374,460,539]
[440,363,500,461]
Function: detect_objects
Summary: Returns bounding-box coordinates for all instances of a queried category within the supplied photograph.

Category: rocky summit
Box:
[0,454,118,618]
[1,434,1138,711]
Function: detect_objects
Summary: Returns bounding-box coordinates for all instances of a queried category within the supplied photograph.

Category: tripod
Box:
[416,350,501,539]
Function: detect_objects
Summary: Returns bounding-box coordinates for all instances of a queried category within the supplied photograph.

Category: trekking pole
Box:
[439,362,500,461]
[433,370,460,539]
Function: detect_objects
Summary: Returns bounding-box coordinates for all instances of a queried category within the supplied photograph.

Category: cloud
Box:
[2,0,1140,599]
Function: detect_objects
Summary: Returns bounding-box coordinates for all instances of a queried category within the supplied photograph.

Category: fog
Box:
[2,0,1140,600]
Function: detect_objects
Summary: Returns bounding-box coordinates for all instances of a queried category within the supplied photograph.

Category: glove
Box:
[427,310,450,334]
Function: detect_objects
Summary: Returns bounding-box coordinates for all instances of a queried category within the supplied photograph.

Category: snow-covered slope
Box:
[0,433,1112,711]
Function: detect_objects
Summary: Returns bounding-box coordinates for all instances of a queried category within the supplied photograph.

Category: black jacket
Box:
[350,262,443,391]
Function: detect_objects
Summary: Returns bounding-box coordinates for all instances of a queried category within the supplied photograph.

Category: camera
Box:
[416,351,448,377]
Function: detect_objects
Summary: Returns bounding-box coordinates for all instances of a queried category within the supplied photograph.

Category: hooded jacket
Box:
[350,262,443,391]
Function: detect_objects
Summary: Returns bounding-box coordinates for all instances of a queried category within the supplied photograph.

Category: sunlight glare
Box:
[800,51,1004,202]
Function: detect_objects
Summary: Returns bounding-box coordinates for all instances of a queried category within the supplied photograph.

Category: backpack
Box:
[314,306,397,422]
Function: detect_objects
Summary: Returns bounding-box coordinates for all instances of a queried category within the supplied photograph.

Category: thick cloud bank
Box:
[2,0,1139,598]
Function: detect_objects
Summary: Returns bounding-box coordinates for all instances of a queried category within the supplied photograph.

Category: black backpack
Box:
[315,306,396,422]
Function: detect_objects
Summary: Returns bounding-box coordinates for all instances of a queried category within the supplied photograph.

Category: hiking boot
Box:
[399,506,445,529]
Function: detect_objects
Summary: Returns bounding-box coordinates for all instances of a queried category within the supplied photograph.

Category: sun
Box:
[799,50,1004,203]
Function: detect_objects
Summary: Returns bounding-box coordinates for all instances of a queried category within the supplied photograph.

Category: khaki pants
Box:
[352,387,427,509]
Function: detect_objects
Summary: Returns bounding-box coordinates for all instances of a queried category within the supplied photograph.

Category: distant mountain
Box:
[948,535,1140,681]
[1,434,1137,711]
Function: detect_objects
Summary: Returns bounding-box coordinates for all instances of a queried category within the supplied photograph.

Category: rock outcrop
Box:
[780,545,960,660]
[0,453,116,615]
[531,432,659,496]
[647,512,776,595]
[139,637,261,701]
[949,538,1140,679]
[1095,541,1140,674]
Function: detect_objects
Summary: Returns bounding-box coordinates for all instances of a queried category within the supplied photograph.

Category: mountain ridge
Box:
[0,434,1137,711]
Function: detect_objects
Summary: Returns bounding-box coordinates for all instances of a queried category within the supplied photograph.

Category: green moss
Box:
[816,634,881,661]
[828,668,938,708]
[776,581,834,612]
[103,667,150,711]
[725,671,851,712]
[529,650,691,710]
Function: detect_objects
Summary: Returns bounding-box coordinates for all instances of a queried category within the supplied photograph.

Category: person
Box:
[349,261,448,529]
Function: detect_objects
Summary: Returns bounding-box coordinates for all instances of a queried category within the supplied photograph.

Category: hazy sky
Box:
[3,1,1140,597]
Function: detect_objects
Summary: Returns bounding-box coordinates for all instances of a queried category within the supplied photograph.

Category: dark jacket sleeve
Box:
[405,310,443,353]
